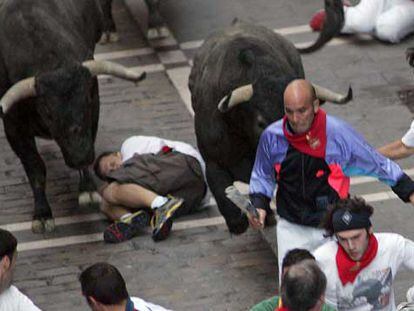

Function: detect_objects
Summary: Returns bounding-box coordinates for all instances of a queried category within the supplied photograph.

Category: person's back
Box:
[0,229,41,311]
[79,262,171,311]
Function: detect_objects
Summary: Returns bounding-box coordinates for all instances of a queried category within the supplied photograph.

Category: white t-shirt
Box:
[0,285,41,311]
[120,136,206,177]
[131,296,172,311]
[120,135,209,204]
[314,233,414,311]
[401,120,414,148]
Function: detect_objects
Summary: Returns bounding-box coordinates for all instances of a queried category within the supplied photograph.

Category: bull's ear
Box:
[238,49,255,66]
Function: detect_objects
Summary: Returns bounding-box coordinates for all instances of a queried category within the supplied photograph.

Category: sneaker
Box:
[309,9,326,32]
[103,210,150,243]
[151,196,184,242]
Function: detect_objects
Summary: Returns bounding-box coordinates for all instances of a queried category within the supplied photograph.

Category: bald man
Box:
[249,79,414,275]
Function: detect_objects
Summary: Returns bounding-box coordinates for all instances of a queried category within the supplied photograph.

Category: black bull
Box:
[189,20,352,234]
[0,0,145,233]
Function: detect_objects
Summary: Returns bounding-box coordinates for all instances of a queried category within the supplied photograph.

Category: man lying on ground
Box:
[94,135,207,243]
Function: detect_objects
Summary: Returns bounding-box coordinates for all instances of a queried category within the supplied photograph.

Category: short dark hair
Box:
[282,248,315,270]
[79,262,129,305]
[322,197,374,237]
[0,229,17,262]
[93,151,116,181]
[281,260,326,311]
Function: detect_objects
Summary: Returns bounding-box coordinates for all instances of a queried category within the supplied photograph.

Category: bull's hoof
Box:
[98,33,109,45]
[32,219,45,234]
[44,219,56,233]
[158,26,170,38]
[226,215,249,235]
[147,28,159,40]
[90,192,102,204]
[108,32,119,43]
[78,191,102,207]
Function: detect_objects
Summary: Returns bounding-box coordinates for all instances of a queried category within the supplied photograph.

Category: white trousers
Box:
[276,217,330,280]
[342,0,414,43]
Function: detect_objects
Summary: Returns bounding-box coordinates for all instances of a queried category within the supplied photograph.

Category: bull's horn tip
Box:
[138,72,147,81]
[346,86,353,101]
[218,95,230,112]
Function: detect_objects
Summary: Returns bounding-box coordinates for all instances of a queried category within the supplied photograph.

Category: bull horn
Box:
[218,84,253,112]
[297,0,344,53]
[313,84,352,104]
[82,60,146,83]
[0,77,36,115]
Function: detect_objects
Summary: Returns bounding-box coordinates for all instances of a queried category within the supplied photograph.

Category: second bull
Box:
[189,20,352,234]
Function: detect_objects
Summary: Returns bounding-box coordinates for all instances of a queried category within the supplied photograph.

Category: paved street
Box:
[1,0,414,309]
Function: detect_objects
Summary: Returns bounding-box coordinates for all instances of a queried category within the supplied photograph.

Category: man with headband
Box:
[314,197,414,310]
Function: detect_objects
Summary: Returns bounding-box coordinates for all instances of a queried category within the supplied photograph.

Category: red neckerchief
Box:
[282,109,327,158]
[275,297,290,311]
[336,234,378,285]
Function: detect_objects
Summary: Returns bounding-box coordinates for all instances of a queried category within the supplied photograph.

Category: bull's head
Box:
[298,0,345,53]
[217,77,352,148]
[0,61,146,168]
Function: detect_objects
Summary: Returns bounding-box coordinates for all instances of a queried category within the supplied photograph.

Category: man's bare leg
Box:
[100,199,131,221]
[101,182,157,209]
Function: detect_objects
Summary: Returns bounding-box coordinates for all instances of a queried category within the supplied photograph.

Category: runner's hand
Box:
[249,208,266,230]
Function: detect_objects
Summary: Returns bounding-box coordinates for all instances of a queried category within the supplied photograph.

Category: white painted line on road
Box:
[174,216,225,230]
[17,216,226,252]
[151,37,178,48]
[295,37,350,49]
[166,67,194,116]
[0,213,106,232]
[158,50,187,65]
[274,24,310,35]
[362,191,397,203]
[94,47,154,60]
[179,24,312,50]
[18,233,103,252]
[351,168,414,185]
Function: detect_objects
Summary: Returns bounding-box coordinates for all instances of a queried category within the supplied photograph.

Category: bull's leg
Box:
[144,0,169,39]
[206,161,248,235]
[4,131,54,233]
[78,169,101,207]
[79,79,101,207]
[99,0,119,44]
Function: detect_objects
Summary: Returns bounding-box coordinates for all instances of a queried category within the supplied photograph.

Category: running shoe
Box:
[151,196,184,242]
[103,210,150,243]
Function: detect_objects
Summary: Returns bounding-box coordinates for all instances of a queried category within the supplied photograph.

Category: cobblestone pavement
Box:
[1,0,414,309]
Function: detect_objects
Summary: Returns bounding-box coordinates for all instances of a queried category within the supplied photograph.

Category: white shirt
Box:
[131,296,172,311]
[120,135,209,204]
[120,136,206,177]
[314,233,414,311]
[0,285,41,311]
[402,120,414,148]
